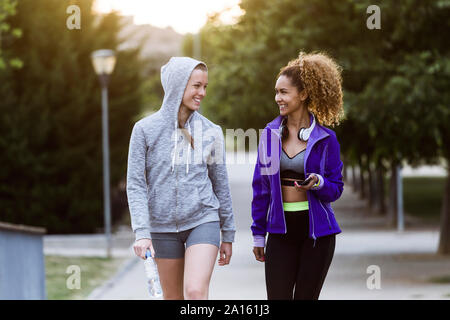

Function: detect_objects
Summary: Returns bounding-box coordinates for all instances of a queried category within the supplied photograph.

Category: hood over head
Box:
[159,57,208,174]
[160,56,208,125]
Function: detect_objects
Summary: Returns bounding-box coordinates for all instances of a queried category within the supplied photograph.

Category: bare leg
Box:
[183,244,219,300]
[155,258,185,300]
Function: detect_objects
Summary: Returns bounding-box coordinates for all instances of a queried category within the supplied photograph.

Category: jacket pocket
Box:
[178,185,203,217]
[199,185,220,210]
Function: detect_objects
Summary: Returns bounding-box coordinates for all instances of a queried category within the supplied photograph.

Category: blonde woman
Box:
[127,57,235,300]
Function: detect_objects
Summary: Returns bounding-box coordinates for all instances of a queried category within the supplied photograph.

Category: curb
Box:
[87,246,140,300]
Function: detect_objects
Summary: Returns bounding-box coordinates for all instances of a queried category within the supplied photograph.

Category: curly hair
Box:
[277,51,344,127]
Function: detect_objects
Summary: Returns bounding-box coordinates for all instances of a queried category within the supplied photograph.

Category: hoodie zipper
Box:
[175,161,179,232]
[173,113,194,233]
[175,137,180,233]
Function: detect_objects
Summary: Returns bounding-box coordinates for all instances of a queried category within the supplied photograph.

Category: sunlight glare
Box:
[93,0,243,34]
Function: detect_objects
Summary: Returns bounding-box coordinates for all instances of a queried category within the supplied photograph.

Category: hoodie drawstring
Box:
[186,122,191,174]
[171,120,192,175]
[171,120,177,173]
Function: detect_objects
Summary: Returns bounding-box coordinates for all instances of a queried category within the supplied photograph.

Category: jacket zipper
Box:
[175,114,194,233]
[277,134,287,234]
[278,169,287,234]
[304,136,328,247]
[304,167,316,245]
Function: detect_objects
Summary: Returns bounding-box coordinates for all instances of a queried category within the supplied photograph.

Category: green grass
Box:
[45,255,126,300]
[403,177,446,223]
[428,275,450,284]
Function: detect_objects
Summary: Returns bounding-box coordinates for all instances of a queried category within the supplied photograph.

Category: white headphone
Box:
[298,114,316,141]
[280,113,316,142]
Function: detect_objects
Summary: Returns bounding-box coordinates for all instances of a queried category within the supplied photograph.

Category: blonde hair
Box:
[278,51,344,127]
[194,63,208,72]
[179,63,208,149]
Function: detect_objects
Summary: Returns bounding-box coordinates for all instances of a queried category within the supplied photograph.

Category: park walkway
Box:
[44,156,450,300]
[84,158,450,300]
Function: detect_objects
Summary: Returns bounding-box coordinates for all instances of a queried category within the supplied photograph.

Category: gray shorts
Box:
[150,221,220,259]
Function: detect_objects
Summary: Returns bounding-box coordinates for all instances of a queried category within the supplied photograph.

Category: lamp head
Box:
[91,49,116,76]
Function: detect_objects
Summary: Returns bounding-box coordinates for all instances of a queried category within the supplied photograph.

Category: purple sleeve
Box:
[251,129,271,237]
[311,174,324,190]
[253,235,266,247]
[312,135,344,203]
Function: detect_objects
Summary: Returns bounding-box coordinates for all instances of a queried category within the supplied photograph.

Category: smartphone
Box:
[298,176,313,186]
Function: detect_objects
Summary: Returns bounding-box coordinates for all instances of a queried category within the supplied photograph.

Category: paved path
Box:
[45,157,450,300]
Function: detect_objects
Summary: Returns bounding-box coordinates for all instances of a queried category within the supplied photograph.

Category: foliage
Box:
[184,0,449,168]
[0,0,145,233]
[0,0,22,69]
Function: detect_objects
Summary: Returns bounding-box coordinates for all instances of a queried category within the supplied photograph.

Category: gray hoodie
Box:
[126,57,236,243]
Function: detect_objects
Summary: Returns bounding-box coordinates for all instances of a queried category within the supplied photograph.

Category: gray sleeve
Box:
[126,123,151,241]
[207,126,236,243]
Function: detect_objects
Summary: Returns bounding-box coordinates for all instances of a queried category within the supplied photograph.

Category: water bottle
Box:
[144,249,163,298]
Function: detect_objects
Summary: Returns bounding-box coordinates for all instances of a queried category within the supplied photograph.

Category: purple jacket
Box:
[251,114,343,244]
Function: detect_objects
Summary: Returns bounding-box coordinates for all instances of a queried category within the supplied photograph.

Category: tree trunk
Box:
[368,161,376,212]
[358,156,366,199]
[376,159,386,215]
[438,167,450,255]
[352,165,358,191]
[387,162,398,227]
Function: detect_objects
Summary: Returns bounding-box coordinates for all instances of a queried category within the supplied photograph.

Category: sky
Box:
[93,0,244,34]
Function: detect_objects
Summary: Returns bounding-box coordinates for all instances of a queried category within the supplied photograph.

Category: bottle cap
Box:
[145,249,152,259]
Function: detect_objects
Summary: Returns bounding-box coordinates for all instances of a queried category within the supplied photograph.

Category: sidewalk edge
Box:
[87,247,140,300]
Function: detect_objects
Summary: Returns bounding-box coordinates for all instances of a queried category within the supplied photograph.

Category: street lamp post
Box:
[91,49,116,258]
[397,164,404,232]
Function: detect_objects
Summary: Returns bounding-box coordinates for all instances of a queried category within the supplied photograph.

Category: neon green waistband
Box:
[283,201,309,212]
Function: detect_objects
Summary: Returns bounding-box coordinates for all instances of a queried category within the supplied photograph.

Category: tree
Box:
[185,0,450,253]
[0,0,22,69]
[0,0,145,233]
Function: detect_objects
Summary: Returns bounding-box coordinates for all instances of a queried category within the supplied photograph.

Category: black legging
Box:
[265,210,336,300]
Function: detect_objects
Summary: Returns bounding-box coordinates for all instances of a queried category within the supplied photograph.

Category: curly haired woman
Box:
[251,51,345,300]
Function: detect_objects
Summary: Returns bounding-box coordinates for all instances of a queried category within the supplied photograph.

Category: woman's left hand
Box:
[218,242,232,266]
[294,174,318,191]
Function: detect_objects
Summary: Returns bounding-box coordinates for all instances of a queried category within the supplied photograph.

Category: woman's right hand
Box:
[133,238,154,260]
[253,246,265,262]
